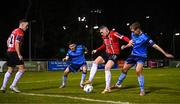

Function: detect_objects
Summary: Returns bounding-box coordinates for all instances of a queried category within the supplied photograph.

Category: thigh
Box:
[64,67,71,75]
[122,63,133,72]
[81,64,87,72]
[17,65,25,72]
[94,56,105,64]
[136,63,144,74]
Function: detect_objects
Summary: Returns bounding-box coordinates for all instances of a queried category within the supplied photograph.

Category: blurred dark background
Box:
[0,0,180,60]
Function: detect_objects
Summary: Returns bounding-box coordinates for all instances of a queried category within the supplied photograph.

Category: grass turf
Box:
[0,68,180,103]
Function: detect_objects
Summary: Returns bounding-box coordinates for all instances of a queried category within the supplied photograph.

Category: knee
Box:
[122,68,128,73]
[64,70,69,75]
[136,70,141,76]
[105,66,111,71]
[82,69,87,73]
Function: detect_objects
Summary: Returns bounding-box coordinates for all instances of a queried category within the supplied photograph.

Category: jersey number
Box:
[8,34,15,48]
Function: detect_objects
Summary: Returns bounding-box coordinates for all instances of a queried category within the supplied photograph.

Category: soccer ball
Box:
[83,84,93,93]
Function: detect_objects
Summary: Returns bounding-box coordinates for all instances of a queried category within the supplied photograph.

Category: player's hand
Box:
[121,45,125,50]
[62,58,68,62]
[128,40,134,47]
[165,53,174,58]
[84,51,88,54]
[18,55,23,60]
[91,50,97,54]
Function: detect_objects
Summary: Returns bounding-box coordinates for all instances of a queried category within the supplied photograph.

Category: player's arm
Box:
[92,44,106,54]
[121,40,134,50]
[152,44,174,58]
[62,56,69,62]
[113,32,130,43]
[146,37,174,58]
[15,35,23,60]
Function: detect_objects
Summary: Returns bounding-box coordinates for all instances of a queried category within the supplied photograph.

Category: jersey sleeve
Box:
[113,32,130,43]
[96,44,106,51]
[145,35,155,46]
[15,30,24,42]
[16,35,23,42]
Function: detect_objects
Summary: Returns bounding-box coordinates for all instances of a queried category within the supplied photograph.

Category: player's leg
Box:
[10,64,25,93]
[80,65,87,88]
[85,56,105,84]
[0,67,14,93]
[60,67,70,88]
[102,60,114,94]
[111,62,133,89]
[136,63,145,96]
[1,52,15,93]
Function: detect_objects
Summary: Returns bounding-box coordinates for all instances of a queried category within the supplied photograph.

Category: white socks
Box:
[88,63,98,82]
[11,71,24,87]
[2,71,11,88]
[105,70,111,89]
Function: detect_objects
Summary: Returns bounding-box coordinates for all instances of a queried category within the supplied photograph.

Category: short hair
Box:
[68,40,76,45]
[99,25,108,30]
[130,22,141,30]
[19,19,28,24]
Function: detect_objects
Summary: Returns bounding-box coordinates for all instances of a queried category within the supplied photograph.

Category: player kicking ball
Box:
[84,26,131,94]
[111,22,174,96]
[59,41,88,89]
[0,19,28,93]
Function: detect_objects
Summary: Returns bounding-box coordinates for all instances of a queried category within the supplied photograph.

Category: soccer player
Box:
[59,41,88,88]
[84,26,131,94]
[0,19,28,93]
[112,22,174,96]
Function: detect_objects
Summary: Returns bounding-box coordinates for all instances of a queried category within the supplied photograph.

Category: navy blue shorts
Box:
[125,55,146,65]
[68,63,87,73]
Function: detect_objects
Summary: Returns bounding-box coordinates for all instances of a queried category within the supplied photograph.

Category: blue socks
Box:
[116,72,127,85]
[80,72,86,84]
[138,75,144,92]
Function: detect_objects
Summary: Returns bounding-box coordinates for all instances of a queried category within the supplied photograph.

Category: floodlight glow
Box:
[175,33,180,36]
[93,25,99,29]
[126,23,130,26]
[146,16,150,19]
[63,26,66,30]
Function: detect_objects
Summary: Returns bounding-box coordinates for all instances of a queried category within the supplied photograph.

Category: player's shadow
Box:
[111,84,138,92]
[145,86,180,96]
[22,86,59,91]
[120,84,138,90]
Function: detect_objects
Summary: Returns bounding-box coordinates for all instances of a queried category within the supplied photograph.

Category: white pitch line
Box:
[21,92,129,104]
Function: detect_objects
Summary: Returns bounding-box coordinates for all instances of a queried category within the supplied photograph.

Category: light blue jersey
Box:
[66,45,86,65]
[131,32,155,58]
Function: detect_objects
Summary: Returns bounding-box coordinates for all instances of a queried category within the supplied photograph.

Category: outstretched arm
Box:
[92,44,106,54]
[152,44,174,58]
[121,40,134,50]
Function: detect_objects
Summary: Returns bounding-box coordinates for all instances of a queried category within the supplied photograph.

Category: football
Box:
[83,84,93,93]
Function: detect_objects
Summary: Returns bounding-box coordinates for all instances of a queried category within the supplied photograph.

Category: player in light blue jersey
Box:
[59,41,88,89]
[111,22,174,96]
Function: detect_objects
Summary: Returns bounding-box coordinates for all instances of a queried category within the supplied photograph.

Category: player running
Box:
[59,41,88,89]
[84,26,131,94]
[0,19,28,93]
[111,22,174,96]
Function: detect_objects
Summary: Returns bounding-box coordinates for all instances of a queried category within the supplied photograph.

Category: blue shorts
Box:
[68,63,87,73]
[125,55,146,65]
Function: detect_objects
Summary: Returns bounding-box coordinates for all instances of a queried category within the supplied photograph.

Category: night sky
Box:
[0,0,180,60]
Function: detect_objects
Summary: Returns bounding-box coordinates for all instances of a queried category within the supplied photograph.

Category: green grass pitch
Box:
[0,68,180,103]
